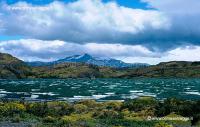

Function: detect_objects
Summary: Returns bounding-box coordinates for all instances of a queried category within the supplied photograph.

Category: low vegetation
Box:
[0,97,199,127]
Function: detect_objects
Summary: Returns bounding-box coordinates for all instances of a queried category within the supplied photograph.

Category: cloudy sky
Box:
[0,0,200,64]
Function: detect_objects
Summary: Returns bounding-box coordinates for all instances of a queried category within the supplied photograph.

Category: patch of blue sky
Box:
[0,35,24,41]
[5,0,150,9]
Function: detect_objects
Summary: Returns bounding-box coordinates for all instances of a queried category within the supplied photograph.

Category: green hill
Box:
[122,61,200,78]
[0,53,33,79]
[32,63,128,78]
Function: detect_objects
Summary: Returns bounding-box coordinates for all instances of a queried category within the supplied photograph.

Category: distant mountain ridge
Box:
[2,52,200,79]
[26,53,149,68]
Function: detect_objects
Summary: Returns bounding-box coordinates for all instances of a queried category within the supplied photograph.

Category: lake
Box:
[0,78,200,101]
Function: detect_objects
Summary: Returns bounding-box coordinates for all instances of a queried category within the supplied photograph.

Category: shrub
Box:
[4,102,26,116]
[95,109,121,119]
[60,113,93,125]
[103,101,122,111]
[121,109,144,121]
[0,105,8,116]
[26,102,48,117]
[47,101,74,116]
[78,100,98,108]
[43,116,57,123]
[11,115,22,123]
[74,104,88,114]
[154,121,173,127]
[122,97,158,112]
[155,98,195,117]
[60,115,77,125]
[139,107,156,117]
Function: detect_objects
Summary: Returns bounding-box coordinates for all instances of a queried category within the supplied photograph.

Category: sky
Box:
[0,0,200,64]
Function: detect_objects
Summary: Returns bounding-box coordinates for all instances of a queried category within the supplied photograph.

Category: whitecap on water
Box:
[135,82,143,85]
[0,90,12,94]
[129,91,156,98]
[184,87,191,90]
[31,89,40,92]
[105,92,115,95]
[88,90,96,94]
[74,85,82,87]
[136,92,156,97]
[32,92,58,96]
[25,82,35,85]
[31,94,39,99]
[92,95,110,99]
[102,86,109,88]
[49,84,58,86]
[185,92,200,96]
[68,94,110,101]
[0,94,6,98]
[9,81,18,84]
[120,86,131,88]
[71,87,80,89]
[115,83,121,85]
[122,94,138,99]
[109,85,117,89]
[130,90,143,93]
[69,96,92,100]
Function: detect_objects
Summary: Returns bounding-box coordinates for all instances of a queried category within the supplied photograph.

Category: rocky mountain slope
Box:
[27,53,148,68]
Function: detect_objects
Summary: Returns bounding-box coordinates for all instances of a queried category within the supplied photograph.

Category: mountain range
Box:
[26,53,149,68]
[1,52,200,79]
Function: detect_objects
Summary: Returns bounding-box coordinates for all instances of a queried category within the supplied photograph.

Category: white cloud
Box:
[0,39,156,62]
[142,0,200,46]
[0,0,169,43]
[166,46,200,61]
[84,43,154,57]
[1,39,200,64]
[121,45,200,64]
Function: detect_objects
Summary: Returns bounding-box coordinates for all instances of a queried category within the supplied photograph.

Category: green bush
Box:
[26,102,48,117]
[155,98,194,117]
[103,101,122,111]
[78,100,98,108]
[11,115,22,123]
[94,109,121,119]
[0,105,8,116]
[154,121,173,127]
[47,101,74,116]
[74,104,88,114]
[43,116,57,123]
[122,97,158,112]
[0,102,26,116]
[60,113,93,126]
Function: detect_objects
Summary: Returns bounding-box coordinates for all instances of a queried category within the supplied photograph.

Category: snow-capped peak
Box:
[28,53,149,68]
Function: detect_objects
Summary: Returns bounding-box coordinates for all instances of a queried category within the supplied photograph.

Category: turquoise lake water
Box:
[0,78,200,101]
